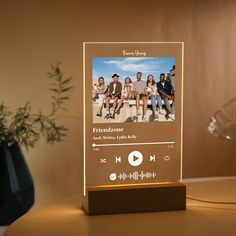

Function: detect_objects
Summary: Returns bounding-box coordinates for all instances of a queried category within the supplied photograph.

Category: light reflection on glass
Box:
[208,98,236,140]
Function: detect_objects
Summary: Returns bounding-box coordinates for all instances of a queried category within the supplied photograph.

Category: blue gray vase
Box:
[0,142,34,225]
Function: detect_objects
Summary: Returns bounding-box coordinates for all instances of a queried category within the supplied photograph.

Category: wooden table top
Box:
[4,177,236,236]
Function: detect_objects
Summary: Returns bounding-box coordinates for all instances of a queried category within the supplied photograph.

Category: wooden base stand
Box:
[83,181,186,215]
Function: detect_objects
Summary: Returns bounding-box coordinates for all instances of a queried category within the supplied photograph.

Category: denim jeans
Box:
[163,96,172,113]
[150,95,162,111]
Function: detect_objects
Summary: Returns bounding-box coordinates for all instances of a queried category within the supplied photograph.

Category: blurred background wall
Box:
[0,0,236,206]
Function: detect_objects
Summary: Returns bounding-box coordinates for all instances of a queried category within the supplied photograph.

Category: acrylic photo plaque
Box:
[83,42,184,213]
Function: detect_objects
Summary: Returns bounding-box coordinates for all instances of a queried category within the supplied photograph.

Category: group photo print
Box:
[92,57,176,123]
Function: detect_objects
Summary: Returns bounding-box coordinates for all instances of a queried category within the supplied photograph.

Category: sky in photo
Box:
[92,57,175,84]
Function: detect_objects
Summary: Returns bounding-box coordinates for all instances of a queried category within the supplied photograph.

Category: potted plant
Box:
[0,63,73,225]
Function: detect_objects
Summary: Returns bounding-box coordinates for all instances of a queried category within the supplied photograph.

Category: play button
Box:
[128,151,143,166]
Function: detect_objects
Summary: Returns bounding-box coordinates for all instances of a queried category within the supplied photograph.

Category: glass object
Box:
[208,98,236,140]
[0,142,34,225]
[83,42,184,194]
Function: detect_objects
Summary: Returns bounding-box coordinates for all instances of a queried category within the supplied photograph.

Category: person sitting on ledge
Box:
[94,76,108,117]
[115,76,134,115]
[104,74,122,119]
[133,72,148,121]
[146,74,162,119]
[157,73,175,120]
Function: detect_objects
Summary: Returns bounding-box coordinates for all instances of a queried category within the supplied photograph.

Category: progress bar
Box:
[92,141,175,147]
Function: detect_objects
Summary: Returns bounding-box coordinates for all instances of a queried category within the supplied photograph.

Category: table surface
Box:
[4,177,236,236]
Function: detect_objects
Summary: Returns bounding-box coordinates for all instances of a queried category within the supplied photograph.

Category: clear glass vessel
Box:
[208,98,236,140]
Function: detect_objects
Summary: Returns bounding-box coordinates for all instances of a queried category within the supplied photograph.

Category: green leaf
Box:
[49,88,59,93]
[61,86,73,93]
[59,96,70,101]
[61,77,72,86]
